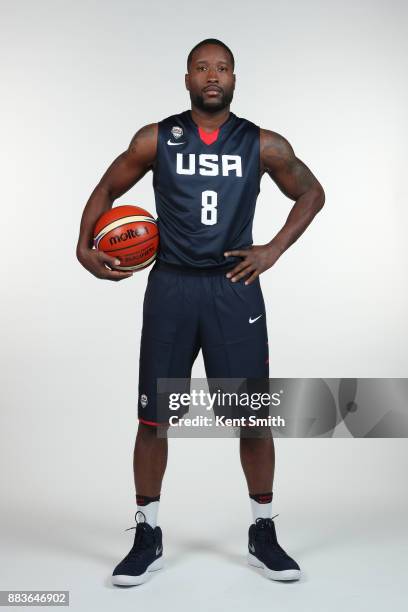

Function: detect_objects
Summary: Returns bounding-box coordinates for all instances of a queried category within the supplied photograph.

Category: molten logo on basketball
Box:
[109,226,148,245]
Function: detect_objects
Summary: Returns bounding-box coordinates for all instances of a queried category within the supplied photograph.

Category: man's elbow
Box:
[311,184,325,212]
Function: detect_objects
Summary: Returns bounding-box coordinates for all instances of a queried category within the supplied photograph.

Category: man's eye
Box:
[219,66,227,71]
[197,66,207,71]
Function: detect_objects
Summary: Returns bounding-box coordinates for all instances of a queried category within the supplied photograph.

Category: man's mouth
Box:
[203,86,222,96]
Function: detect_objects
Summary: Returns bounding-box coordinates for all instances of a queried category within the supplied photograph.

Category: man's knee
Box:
[240,426,272,440]
[137,422,169,441]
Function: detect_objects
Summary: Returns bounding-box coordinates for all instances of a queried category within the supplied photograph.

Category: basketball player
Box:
[77,39,325,586]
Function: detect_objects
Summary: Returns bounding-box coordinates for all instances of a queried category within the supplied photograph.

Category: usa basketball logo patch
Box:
[140,394,148,408]
[171,126,183,139]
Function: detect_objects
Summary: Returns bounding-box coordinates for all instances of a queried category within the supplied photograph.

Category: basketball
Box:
[93,205,159,271]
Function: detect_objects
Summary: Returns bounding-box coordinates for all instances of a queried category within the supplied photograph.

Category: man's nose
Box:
[207,67,219,81]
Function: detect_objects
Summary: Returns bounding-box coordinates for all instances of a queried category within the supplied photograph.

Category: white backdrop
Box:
[1,1,407,610]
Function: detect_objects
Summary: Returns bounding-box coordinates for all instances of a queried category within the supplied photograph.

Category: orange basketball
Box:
[93,205,159,271]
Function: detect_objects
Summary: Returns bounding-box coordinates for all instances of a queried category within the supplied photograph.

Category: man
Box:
[76,38,325,586]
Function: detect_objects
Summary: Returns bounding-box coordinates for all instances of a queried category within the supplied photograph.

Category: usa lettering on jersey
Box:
[176,153,242,177]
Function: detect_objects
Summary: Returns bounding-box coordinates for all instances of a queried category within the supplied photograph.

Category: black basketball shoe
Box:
[112,511,163,586]
[248,516,301,581]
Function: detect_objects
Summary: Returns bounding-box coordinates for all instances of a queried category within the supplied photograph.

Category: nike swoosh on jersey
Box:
[249,315,263,324]
[167,140,186,146]
[156,545,163,556]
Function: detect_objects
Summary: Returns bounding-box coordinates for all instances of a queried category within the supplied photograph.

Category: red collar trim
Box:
[198,126,219,145]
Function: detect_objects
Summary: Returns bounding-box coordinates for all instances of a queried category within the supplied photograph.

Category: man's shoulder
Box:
[127,123,158,160]
[260,128,292,152]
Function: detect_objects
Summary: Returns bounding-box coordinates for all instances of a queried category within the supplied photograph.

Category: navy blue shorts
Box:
[138,260,269,425]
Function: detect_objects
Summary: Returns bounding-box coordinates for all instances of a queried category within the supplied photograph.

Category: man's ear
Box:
[233,73,236,89]
[185,73,190,91]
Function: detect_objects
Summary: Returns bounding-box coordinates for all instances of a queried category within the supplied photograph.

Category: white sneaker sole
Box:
[112,556,164,586]
[248,553,301,581]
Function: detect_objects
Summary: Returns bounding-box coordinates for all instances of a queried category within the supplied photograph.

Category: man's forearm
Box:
[267,187,325,256]
[76,184,114,256]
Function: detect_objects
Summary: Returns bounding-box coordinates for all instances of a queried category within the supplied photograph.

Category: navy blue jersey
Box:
[152,110,260,269]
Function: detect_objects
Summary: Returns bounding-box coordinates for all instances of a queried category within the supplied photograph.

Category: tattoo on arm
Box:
[260,129,321,200]
[128,123,158,163]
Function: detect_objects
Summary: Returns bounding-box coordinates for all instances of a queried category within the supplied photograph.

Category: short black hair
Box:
[187,38,235,71]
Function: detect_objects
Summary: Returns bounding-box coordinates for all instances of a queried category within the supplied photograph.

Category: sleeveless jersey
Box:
[152,110,260,269]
